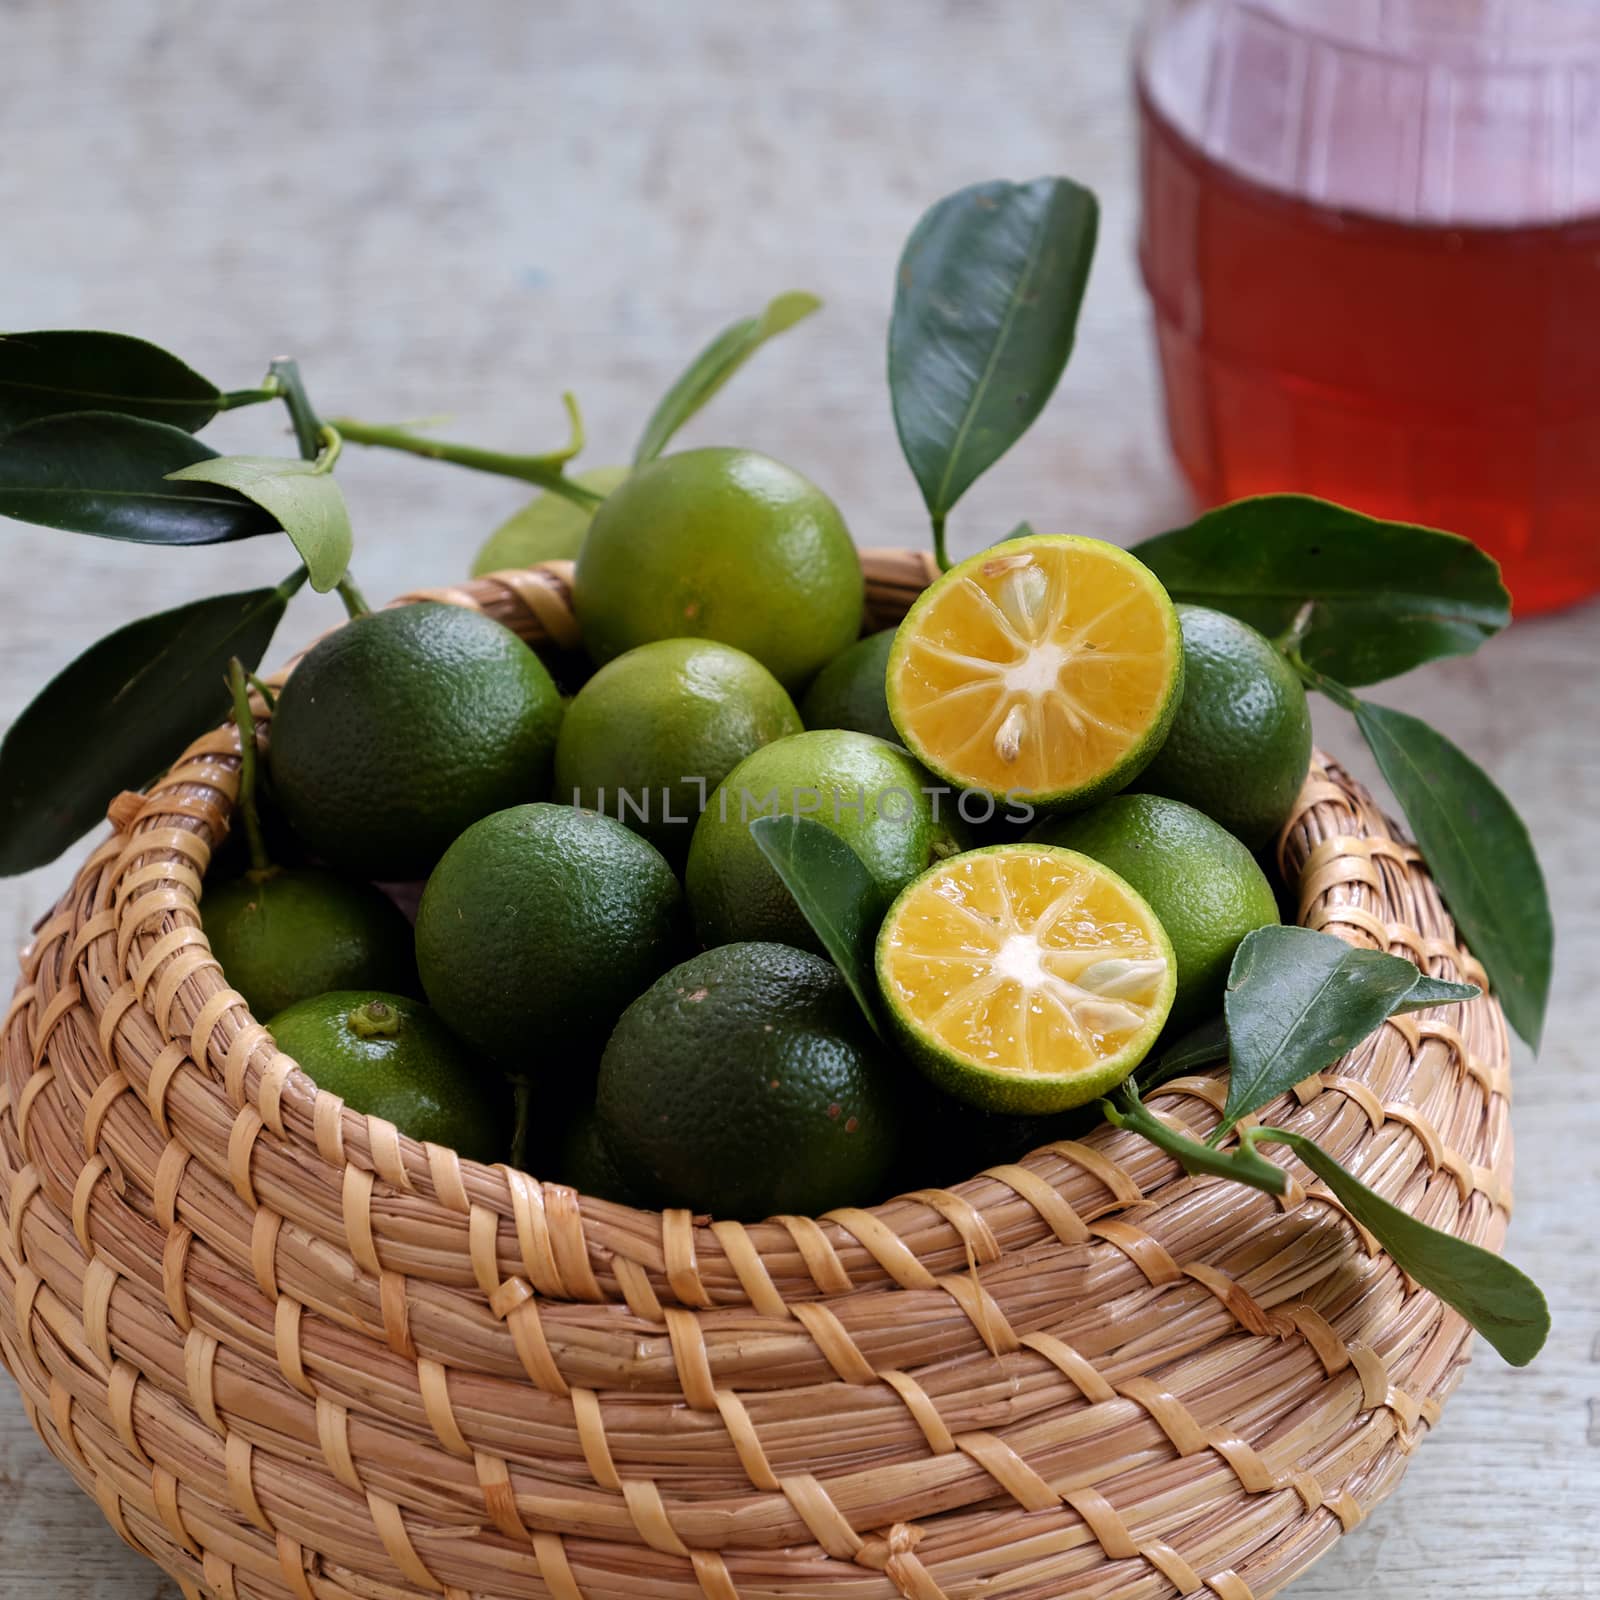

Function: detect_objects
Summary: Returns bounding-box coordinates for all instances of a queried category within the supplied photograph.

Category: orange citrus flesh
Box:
[886,535,1183,805]
[877,845,1175,1113]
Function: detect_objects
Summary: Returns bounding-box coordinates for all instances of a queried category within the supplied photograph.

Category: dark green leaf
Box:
[0,330,222,433]
[168,456,352,592]
[1222,926,1478,1132]
[0,585,291,874]
[1354,699,1551,1048]
[1256,1127,1549,1366]
[748,814,882,1036]
[1133,494,1510,686]
[634,292,821,465]
[1137,1014,1228,1094]
[0,412,277,545]
[890,177,1098,523]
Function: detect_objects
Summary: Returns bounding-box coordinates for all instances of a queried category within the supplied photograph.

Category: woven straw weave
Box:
[0,549,1512,1600]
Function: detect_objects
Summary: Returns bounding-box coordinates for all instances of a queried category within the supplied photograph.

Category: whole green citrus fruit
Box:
[684,730,962,952]
[572,447,863,690]
[269,603,564,880]
[553,639,802,863]
[1032,792,1279,1026]
[266,991,507,1162]
[471,465,630,576]
[415,802,684,1065]
[203,867,417,1019]
[595,942,899,1219]
[1138,605,1313,848]
[801,628,897,743]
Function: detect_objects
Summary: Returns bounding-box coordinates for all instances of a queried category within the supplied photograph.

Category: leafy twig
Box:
[336,574,371,620]
[331,393,600,509]
[1102,1081,1287,1196]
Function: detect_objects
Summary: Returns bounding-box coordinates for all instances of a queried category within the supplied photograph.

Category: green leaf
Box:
[167,456,352,592]
[0,583,295,875]
[0,411,277,545]
[1255,1127,1549,1366]
[1353,699,1552,1048]
[634,292,821,465]
[1137,1014,1228,1094]
[1133,494,1510,686]
[889,177,1098,529]
[0,330,222,433]
[748,814,882,1036]
[1221,926,1478,1133]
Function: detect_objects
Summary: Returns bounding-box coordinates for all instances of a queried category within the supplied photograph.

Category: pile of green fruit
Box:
[213,445,1310,1221]
[0,173,1550,1362]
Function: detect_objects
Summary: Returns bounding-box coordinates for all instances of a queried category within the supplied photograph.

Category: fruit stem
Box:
[267,357,326,462]
[1273,600,1316,658]
[329,417,605,509]
[226,656,273,877]
[347,1001,401,1040]
[336,574,371,619]
[509,1077,534,1173]
[930,512,951,572]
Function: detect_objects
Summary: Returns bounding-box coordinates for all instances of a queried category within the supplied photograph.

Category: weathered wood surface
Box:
[1,1,1595,1595]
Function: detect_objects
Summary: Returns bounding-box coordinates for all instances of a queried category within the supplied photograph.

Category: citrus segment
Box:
[877,844,1175,1113]
[886,535,1183,807]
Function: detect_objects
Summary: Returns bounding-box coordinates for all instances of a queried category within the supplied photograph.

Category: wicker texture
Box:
[0,548,1511,1600]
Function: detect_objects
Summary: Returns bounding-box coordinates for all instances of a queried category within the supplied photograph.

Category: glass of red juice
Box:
[1137,0,1600,614]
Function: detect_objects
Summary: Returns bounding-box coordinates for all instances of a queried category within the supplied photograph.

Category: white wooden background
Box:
[1,2,1595,1595]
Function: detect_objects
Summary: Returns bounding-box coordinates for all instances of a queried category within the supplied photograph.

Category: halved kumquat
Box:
[886,534,1184,809]
[877,844,1176,1113]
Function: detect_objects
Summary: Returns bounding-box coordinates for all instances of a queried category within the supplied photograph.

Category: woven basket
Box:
[0,548,1511,1600]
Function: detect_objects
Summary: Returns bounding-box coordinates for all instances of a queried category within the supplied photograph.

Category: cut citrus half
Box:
[886,534,1184,809]
[876,844,1176,1114]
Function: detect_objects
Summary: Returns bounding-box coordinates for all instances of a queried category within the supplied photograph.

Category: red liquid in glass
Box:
[1137,3,1600,615]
